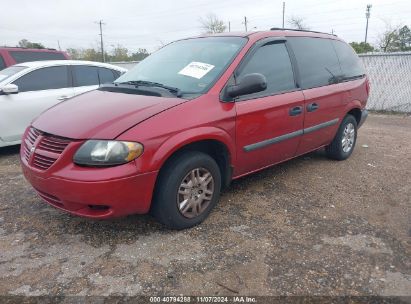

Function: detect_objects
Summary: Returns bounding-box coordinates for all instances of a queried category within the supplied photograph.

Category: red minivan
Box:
[0,47,69,70]
[20,29,369,229]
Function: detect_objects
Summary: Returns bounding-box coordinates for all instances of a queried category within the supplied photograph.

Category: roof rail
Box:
[270,27,337,37]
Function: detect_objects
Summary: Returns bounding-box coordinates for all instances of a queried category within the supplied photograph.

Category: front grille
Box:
[38,135,70,153]
[23,127,72,171]
[33,154,56,170]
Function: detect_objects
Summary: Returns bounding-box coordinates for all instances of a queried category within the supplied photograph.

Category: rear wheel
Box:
[325,114,358,160]
[151,151,221,229]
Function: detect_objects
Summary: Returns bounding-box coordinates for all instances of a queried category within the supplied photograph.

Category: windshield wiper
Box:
[116,80,182,97]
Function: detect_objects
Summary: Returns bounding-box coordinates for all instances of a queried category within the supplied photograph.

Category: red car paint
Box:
[0,47,69,70]
[21,30,369,219]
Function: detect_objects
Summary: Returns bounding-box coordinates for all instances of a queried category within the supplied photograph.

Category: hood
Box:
[33,90,187,139]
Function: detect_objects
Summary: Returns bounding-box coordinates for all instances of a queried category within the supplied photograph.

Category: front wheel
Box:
[151,151,221,229]
[325,114,358,160]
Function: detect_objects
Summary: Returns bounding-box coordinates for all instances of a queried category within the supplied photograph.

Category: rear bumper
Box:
[21,162,158,219]
[358,109,368,128]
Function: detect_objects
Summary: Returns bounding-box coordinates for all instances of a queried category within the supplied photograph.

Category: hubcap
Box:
[342,122,355,153]
[177,168,214,218]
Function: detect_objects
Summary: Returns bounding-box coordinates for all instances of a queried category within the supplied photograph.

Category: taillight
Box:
[365,77,370,96]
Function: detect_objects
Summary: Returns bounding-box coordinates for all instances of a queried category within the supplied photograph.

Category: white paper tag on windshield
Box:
[178,62,215,79]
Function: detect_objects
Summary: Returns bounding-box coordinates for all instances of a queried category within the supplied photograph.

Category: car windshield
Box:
[0,66,28,83]
[115,37,247,95]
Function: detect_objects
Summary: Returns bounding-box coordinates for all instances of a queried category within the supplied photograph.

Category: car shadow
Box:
[0,144,20,158]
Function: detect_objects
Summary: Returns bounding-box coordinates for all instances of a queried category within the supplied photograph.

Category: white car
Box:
[0,60,126,147]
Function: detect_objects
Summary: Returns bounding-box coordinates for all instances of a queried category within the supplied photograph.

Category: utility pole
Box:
[96,20,106,62]
[364,4,372,44]
[243,16,248,32]
[228,21,231,32]
[282,2,285,29]
[57,40,61,51]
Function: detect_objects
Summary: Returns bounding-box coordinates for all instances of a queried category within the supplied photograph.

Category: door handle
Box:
[57,96,70,101]
[307,103,319,112]
[289,106,303,116]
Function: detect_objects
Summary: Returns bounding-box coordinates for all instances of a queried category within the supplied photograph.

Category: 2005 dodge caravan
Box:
[21,29,369,229]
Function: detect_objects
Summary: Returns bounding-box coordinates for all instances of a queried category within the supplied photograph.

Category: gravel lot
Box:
[0,113,410,297]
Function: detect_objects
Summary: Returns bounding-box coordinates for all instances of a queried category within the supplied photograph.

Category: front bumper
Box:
[21,161,158,219]
[358,109,368,128]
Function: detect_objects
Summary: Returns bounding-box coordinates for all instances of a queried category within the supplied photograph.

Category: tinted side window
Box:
[13,66,69,92]
[288,37,342,89]
[73,65,99,86]
[237,42,296,99]
[0,55,5,70]
[10,51,66,63]
[98,68,116,84]
[333,40,365,80]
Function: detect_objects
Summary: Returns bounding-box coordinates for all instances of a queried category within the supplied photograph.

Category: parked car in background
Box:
[0,47,70,71]
[0,60,126,147]
[21,29,369,229]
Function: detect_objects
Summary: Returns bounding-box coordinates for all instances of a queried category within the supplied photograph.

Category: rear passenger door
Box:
[232,39,305,176]
[288,37,344,155]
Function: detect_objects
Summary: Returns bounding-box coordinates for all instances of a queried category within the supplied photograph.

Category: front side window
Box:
[13,66,69,92]
[236,42,296,99]
[288,37,342,89]
[115,37,247,95]
[332,40,365,80]
[73,65,99,87]
[10,51,66,63]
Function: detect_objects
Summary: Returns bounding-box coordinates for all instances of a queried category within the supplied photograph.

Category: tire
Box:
[151,151,222,230]
[325,114,358,160]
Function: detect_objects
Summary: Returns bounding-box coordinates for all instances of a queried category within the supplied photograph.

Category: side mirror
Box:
[227,73,267,98]
[0,84,19,95]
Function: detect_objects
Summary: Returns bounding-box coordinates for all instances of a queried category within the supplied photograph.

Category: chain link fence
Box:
[359,52,411,113]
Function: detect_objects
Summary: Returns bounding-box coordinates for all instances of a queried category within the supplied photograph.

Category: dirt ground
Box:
[0,114,410,297]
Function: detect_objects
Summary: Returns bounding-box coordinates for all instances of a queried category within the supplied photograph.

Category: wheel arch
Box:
[344,100,363,125]
[150,127,235,189]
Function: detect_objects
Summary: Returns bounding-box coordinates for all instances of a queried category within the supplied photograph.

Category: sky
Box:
[1,0,410,54]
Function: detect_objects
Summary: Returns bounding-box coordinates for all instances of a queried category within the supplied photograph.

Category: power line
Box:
[243,16,248,31]
[365,4,372,43]
[95,20,106,62]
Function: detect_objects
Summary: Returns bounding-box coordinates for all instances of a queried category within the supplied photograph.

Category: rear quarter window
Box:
[288,37,342,89]
[10,51,66,63]
[332,40,365,80]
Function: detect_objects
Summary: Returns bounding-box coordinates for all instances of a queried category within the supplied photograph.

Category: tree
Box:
[130,48,150,61]
[398,25,411,51]
[18,39,45,49]
[349,42,375,54]
[109,44,129,62]
[199,13,226,34]
[288,16,310,30]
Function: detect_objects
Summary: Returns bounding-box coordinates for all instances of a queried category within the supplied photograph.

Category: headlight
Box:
[73,140,143,166]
